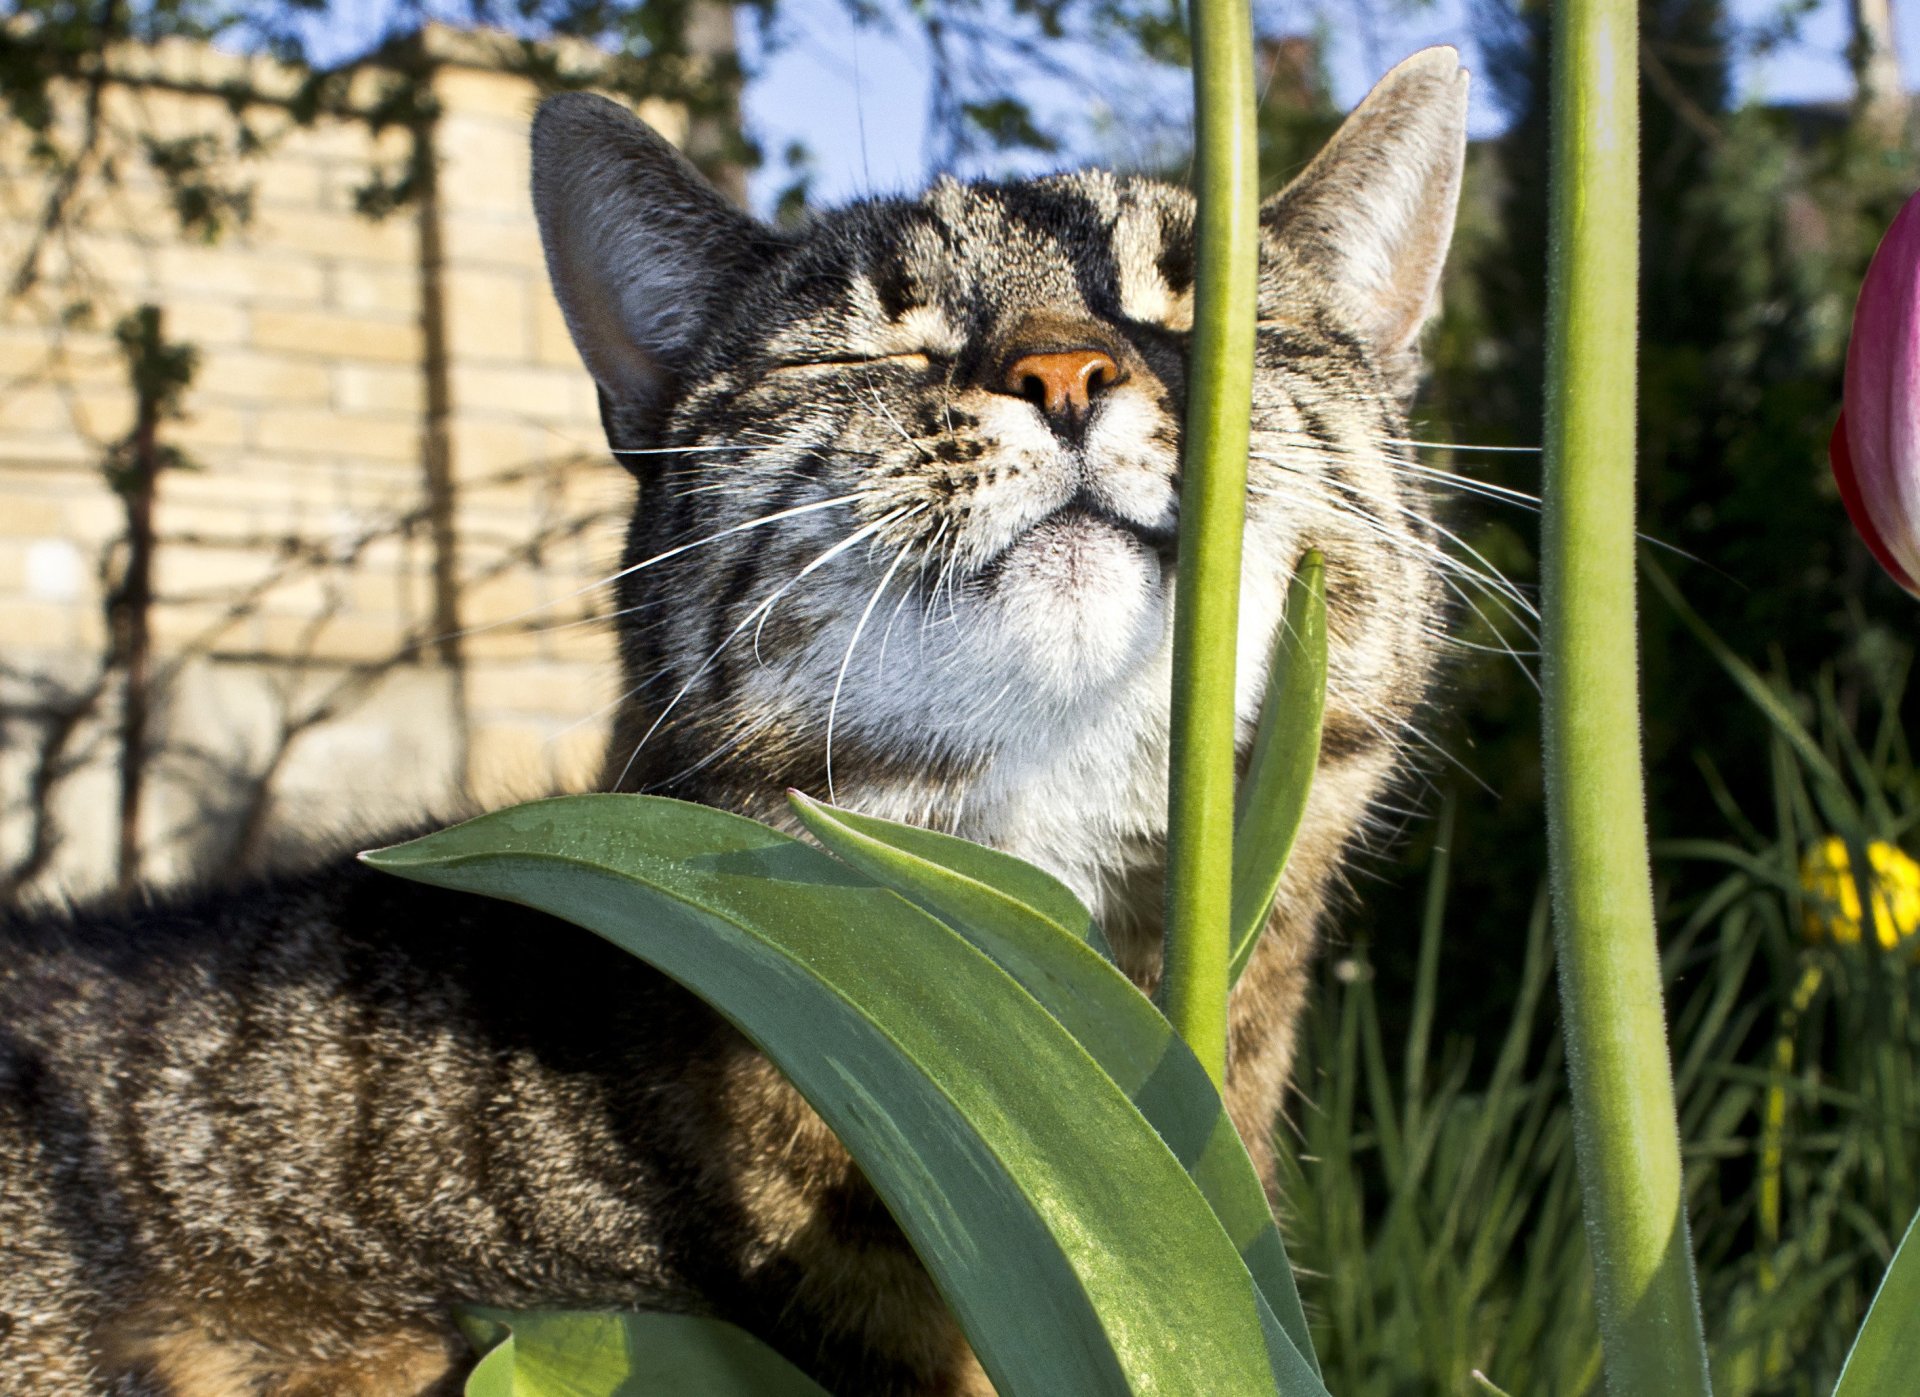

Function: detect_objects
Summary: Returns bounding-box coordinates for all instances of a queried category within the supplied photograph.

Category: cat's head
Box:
[530,50,1467,891]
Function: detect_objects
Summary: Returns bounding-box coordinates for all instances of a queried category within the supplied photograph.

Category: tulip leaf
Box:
[1832,1206,1920,1397]
[456,1308,832,1396]
[782,794,1115,965]
[1230,551,1328,985]
[788,792,1321,1378]
[365,796,1315,1397]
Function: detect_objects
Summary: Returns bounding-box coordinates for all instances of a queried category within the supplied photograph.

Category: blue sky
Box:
[296,0,1920,213]
[741,0,1920,210]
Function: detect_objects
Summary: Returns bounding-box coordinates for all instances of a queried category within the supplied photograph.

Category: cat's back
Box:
[0,848,728,1395]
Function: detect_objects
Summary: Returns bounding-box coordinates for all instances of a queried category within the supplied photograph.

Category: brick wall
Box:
[0,32,684,900]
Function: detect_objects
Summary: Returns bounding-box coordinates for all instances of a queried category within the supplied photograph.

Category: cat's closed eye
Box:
[766,351,942,374]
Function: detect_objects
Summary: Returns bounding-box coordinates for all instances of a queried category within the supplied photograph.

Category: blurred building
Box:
[0,29,686,901]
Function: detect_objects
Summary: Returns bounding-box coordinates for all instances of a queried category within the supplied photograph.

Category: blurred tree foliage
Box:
[1314,0,1920,1055]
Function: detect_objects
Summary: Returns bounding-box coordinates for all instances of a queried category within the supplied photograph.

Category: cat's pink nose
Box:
[1003,349,1120,425]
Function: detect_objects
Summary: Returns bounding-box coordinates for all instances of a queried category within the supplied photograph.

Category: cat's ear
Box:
[532,93,761,428]
[1261,47,1469,391]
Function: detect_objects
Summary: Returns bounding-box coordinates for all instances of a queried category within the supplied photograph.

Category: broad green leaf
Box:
[366,796,1313,1397]
[1833,1206,1920,1397]
[781,794,1114,964]
[789,791,1322,1381]
[1230,552,1328,984]
[456,1308,831,1396]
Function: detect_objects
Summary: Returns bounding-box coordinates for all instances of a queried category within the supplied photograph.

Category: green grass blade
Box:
[1833,1207,1920,1397]
[1643,556,1857,827]
[789,792,1323,1380]
[457,1310,833,1396]
[366,796,1306,1397]
[1229,552,1328,985]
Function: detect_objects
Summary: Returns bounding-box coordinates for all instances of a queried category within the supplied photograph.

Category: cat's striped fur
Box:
[0,48,1468,1396]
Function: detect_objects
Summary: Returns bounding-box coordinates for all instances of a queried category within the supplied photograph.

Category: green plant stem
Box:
[1540,0,1713,1391]
[1161,0,1259,1087]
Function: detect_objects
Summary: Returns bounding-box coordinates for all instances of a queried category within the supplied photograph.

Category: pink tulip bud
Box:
[1837,193,1920,598]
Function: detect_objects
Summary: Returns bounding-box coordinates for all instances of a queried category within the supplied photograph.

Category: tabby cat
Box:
[0,47,1467,1397]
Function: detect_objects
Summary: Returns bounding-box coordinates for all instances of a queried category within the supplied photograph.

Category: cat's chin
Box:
[986,509,1169,695]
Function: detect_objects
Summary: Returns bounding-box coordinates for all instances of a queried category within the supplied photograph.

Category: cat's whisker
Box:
[598,506,920,791]
[826,529,924,803]
[608,444,771,456]
[862,375,936,463]
[427,492,871,651]
[1381,457,1543,510]
[1252,453,1541,623]
[1247,478,1536,634]
[883,518,949,666]
[1386,437,1543,454]
[1357,704,1499,799]
[1435,574,1542,691]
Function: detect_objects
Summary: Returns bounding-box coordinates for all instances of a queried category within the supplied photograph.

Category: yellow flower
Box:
[1798,836,1920,953]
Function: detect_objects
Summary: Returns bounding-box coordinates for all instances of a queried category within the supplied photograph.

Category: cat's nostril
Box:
[1001,349,1121,428]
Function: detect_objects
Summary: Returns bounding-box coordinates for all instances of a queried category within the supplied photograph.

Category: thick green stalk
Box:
[1540,0,1713,1392]
[1161,0,1259,1087]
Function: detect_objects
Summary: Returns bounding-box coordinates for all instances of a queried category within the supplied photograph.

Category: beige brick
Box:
[252,308,421,364]
[0,460,106,495]
[252,207,418,265]
[542,617,618,663]
[0,435,95,467]
[9,337,126,389]
[449,363,581,423]
[435,117,531,219]
[170,403,248,450]
[79,182,178,239]
[58,491,127,546]
[278,119,413,167]
[459,623,543,661]
[99,85,230,145]
[152,244,327,304]
[138,36,255,92]
[443,268,529,361]
[634,99,690,148]
[153,497,254,541]
[255,609,409,662]
[250,156,325,210]
[252,410,420,463]
[194,350,332,405]
[0,538,35,596]
[151,600,254,655]
[156,543,272,598]
[439,215,542,270]
[166,299,252,347]
[0,332,57,377]
[531,292,584,370]
[434,67,541,124]
[447,418,546,477]
[66,387,136,441]
[0,598,82,649]
[460,568,544,621]
[333,363,423,415]
[330,263,419,316]
[466,720,550,805]
[468,715,612,797]
[0,386,72,435]
[465,658,584,714]
[0,494,69,538]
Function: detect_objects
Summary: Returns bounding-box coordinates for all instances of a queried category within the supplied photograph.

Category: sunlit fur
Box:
[0,51,1469,1397]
